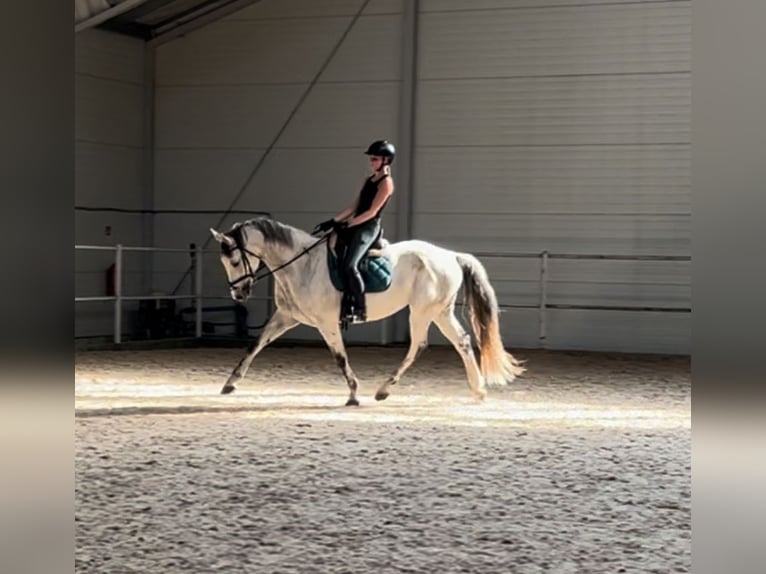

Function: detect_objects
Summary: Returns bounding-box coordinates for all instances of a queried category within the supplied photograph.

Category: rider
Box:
[313,139,396,323]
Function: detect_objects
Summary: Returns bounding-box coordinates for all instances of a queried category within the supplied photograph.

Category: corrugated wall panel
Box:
[75,75,144,147]
[155,82,399,149]
[417,74,690,146]
[75,29,147,339]
[153,1,403,342]
[419,2,690,78]
[76,142,144,209]
[75,27,144,83]
[548,259,690,308]
[157,15,402,84]
[546,309,690,354]
[415,145,690,214]
[156,149,392,213]
[155,84,306,148]
[156,18,354,85]
[416,213,689,255]
[416,0,690,353]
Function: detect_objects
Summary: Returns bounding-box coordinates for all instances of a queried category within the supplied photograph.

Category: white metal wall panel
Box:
[419,2,690,78]
[75,29,146,338]
[76,75,144,147]
[156,149,386,213]
[157,82,399,149]
[75,27,144,84]
[416,213,689,255]
[547,259,690,308]
[153,0,404,342]
[418,75,690,146]
[415,145,690,214]
[157,14,402,84]
[546,309,689,354]
[76,142,144,208]
[415,0,691,354]
[156,18,355,85]
[155,84,306,148]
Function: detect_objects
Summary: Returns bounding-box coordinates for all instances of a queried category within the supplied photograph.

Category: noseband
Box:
[226,232,262,289]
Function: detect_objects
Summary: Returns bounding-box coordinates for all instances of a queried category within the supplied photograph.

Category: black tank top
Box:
[354,174,390,219]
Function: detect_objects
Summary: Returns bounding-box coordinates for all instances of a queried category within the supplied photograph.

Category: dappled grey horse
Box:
[210,217,524,406]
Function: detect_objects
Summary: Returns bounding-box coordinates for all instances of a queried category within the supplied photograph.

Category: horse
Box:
[209,216,524,406]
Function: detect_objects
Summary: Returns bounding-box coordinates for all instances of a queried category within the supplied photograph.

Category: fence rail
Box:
[75,244,690,345]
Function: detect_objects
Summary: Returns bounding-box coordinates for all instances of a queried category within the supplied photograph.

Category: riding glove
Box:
[312,218,335,235]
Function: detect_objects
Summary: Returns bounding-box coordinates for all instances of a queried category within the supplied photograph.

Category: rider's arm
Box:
[347,178,393,227]
[333,197,359,222]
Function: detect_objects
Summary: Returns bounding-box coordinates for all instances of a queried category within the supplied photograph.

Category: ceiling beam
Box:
[151,0,229,31]
[108,0,181,25]
[97,19,154,40]
[148,0,262,46]
[75,0,153,33]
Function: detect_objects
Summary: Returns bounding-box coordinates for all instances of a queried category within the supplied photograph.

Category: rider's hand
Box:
[312,218,335,235]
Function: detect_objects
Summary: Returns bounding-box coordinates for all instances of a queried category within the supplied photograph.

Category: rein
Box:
[227,231,330,288]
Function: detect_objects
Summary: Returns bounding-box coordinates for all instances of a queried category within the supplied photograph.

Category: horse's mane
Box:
[232,216,296,250]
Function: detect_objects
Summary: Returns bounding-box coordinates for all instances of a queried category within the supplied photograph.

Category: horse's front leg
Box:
[222,308,298,394]
[317,323,361,406]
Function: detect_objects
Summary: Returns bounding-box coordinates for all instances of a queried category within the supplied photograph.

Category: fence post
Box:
[538,250,548,346]
[114,244,123,344]
[195,244,203,338]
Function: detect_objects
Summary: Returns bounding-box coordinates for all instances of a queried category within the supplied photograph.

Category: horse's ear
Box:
[210,228,234,246]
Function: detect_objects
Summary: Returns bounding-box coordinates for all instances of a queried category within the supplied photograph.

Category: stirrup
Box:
[339,308,365,323]
[348,310,366,324]
[339,304,366,325]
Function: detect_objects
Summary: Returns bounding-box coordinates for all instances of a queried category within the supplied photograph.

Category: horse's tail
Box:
[456,253,525,386]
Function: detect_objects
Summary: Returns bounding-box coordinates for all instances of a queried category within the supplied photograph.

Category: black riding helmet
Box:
[364,140,396,165]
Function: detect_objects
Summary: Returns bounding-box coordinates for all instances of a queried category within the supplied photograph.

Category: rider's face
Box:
[369,156,384,170]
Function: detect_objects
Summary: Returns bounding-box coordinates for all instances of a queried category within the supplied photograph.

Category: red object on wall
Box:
[106,263,116,296]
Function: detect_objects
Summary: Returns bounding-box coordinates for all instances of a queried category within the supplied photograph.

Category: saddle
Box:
[326,228,393,294]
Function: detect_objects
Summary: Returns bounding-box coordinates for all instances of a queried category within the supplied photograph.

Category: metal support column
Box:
[389,0,420,345]
[114,244,123,344]
[195,244,203,338]
[141,43,155,297]
[538,250,549,347]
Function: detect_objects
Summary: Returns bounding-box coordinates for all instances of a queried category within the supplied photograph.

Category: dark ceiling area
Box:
[75,0,260,42]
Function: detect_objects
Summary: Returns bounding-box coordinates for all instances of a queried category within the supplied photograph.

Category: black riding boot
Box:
[346,269,367,323]
[352,292,367,323]
[340,291,353,323]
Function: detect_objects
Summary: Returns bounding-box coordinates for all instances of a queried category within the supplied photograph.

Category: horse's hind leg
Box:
[221,308,298,394]
[317,324,361,407]
[375,308,432,401]
[433,306,486,400]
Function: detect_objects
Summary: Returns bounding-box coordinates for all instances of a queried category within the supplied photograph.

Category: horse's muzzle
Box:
[231,282,252,302]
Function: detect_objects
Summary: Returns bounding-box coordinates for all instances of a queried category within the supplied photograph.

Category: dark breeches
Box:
[341,220,380,305]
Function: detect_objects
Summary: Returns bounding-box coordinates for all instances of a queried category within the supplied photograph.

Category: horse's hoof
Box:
[375,391,389,402]
[221,385,236,395]
[345,397,360,407]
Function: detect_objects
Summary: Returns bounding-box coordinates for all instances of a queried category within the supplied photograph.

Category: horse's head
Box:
[210,227,261,302]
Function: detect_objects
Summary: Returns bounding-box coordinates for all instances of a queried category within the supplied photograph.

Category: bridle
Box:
[224,228,330,290]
